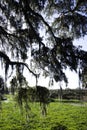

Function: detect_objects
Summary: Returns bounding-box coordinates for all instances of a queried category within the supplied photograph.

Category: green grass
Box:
[0,96,87,130]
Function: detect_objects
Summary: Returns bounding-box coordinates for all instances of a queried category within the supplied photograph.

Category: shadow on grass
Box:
[51,123,67,130]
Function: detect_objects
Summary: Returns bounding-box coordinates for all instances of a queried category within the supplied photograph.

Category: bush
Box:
[62,92,79,100]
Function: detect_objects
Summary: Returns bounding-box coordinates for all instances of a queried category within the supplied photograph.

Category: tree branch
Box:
[28,6,56,40]
[0,51,38,80]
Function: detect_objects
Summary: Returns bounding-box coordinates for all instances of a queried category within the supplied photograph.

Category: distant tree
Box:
[59,83,63,100]
[80,63,87,88]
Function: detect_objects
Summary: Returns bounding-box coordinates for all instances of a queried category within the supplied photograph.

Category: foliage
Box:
[10,74,29,94]
[0,0,87,120]
[36,85,50,115]
[0,76,8,101]
[0,0,86,84]
[81,64,87,88]
[0,76,4,94]
[10,75,50,115]
[15,86,50,116]
[50,89,86,100]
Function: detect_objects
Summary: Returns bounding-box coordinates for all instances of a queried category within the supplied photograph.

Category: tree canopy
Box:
[0,0,87,86]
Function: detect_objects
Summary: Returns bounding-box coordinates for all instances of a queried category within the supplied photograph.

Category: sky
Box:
[23,66,79,90]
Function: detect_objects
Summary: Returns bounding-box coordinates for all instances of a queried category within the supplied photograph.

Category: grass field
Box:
[0,95,87,130]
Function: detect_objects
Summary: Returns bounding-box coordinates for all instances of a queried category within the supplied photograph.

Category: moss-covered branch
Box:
[0,51,38,84]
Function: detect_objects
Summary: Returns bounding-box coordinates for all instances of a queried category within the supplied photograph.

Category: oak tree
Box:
[0,0,87,109]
